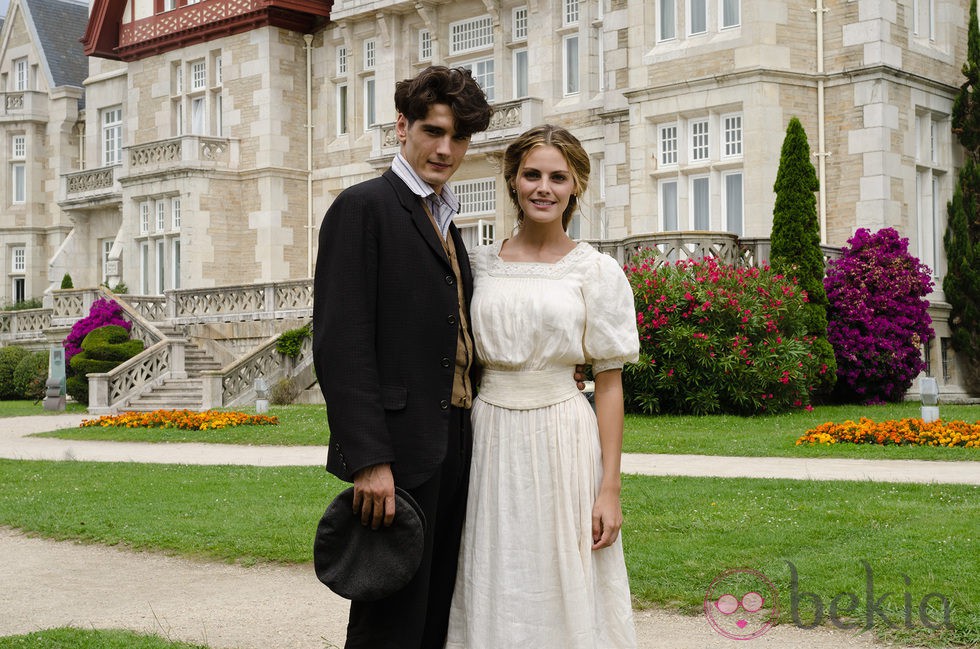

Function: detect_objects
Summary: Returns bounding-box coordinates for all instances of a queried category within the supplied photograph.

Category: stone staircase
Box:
[122,324,224,412]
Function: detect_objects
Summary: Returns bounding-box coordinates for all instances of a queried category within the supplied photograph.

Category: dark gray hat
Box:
[313,487,426,601]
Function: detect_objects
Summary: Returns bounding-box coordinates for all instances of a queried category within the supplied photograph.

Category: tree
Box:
[945,0,980,393]
[769,117,837,396]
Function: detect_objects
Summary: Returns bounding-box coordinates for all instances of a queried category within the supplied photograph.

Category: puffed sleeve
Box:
[582,250,640,374]
[468,243,489,276]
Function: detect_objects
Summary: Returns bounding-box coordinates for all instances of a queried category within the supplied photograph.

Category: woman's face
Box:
[513,145,575,230]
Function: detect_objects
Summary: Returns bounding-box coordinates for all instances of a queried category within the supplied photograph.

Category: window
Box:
[175,65,183,94]
[459,220,496,249]
[563,35,579,95]
[156,200,166,233]
[724,172,743,235]
[419,30,432,61]
[175,103,184,136]
[450,15,494,55]
[162,0,176,11]
[337,84,349,135]
[660,124,678,166]
[661,180,678,231]
[690,0,707,35]
[191,96,206,135]
[156,240,166,294]
[337,46,348,76]
[172,240,181,289]
[364,40,376,70]
[722,0,740,28]
[172,198,181,230]
[215,94,224,137]
[690,119,709,161]
[923,338,933,376]
[659,0,676,40]
[460,59,495,102]
[941,338,952,383]
[102,239,113,281]
[723,114,742,157]
[514,50,528,98]
[11,247,25,272]
[140,242,149,294]
[12,277,25,303]
[912,0,936,40]
[364,77,376,128]
[691,176,710,229]
[191,61,206,91]
[12,135,25,159]
[563,0,580,25]
[513,6,528,41]
[14,58,28,91]
[215,56,222,86]
[916,112,949,279]
[12,164,25,204]
[102,107,123,166]
[140,201,150,235]
[453,178,497,215]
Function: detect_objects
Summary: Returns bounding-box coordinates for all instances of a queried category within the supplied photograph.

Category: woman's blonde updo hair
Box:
[503,124,590,231]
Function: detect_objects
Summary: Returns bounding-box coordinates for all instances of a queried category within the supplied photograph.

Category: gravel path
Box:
[1,414,952,648]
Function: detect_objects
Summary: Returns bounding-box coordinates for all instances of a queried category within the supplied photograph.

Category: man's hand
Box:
[352,463,395,529]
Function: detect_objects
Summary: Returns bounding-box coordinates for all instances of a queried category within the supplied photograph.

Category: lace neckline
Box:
[486,240,591,278]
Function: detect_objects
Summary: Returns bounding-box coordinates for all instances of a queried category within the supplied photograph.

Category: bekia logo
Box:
[703,567,780,640]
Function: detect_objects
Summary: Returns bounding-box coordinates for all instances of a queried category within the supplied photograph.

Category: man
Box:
[313,66,492,649]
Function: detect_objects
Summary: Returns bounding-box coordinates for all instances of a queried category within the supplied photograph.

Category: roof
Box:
[23,0,87,88]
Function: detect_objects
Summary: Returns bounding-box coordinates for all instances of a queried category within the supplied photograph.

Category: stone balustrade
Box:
[63,166,119,204]
[126,135,238,173]
[0,308,50,341]
[169,279,313,323]
[88,339,186,415]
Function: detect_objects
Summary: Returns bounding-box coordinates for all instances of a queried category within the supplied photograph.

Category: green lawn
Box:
[0,459,975,647]
[23,402,980,461]
[0,628,209,649]
[0,400,87,418]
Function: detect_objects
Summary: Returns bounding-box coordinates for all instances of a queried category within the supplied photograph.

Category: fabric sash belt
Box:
[477,367,581,410]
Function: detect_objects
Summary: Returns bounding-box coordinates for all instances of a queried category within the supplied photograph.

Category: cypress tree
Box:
[945,0,980,392]
[770,117,837,396]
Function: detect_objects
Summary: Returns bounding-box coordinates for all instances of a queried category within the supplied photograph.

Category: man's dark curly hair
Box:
[394,66,492,137]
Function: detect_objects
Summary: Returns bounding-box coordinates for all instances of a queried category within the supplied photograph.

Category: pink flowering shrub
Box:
[622,254,825,415]
[63,298,131,363]
[824,228,934,404]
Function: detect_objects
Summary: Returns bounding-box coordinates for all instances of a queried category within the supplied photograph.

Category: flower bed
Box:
[81,410,279,430]
[796,417,980,448]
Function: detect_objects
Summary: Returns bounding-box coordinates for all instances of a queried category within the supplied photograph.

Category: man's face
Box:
[396,103,471,195]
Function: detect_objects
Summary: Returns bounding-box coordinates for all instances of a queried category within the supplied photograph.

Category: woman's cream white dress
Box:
[445,240,640,649]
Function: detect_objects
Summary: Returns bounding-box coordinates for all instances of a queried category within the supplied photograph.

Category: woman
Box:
[446,125,639,648]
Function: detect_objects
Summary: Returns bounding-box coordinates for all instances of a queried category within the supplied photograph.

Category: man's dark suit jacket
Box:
[313,168,475,489]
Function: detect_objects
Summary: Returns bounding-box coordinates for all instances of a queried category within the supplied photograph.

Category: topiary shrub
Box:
[623,254,825,415]
[270,377,301,405]
[60,273,73,289]
[63,298,131,364]
[66,325,144,404]
[0,346,30,400]
[824,228,934,404]
[13,350,48,402]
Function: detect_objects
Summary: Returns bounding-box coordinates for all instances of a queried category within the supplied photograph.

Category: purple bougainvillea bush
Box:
[824,228,934,403]
[63,298,131,363]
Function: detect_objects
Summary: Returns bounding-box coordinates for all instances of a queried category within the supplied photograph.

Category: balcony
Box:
[61,165,121,208]
[0,91,49,122]
[125,135,240,177]
[368,97,544,168]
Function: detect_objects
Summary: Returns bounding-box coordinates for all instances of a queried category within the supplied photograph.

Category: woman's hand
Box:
[591,487,623,550]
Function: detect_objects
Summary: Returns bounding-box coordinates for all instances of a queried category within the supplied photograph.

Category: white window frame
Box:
[11,246,25,272]
[513,6,528,42]
[364,77,376,129]
[14,58,28,91]
[139,241,149,294]
[723,171,743,235]
[660,179,679,231]
[337,83,349,136]
[452,177,497,216]
[156,240,166,294]
[102,107,123,166]
[172,239,181,290]
[191,61,207,91]
[513,49,528,99]
[460,59,495,102]
[155,200,167,233]
[419,30,432,61]
[364,39,376,70]
[102,239,113,281]
[336,46,348,76]
[690,118,709,162]
[563,35,580,96]
[12,277,25,303]
[215,56,222,86]
[12,135,25,159]
[172,197,182,230]
[721,0,740,29]
[12,164,25,204]
[722,113,742,158]
[659,124,678,166]
[140,201,150,235]
[450,15,494,55]
[563,0,580,26]
[689,0,708,36]
[691,175,710,230]
[659,0,676,41]
[190,95,206,135]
